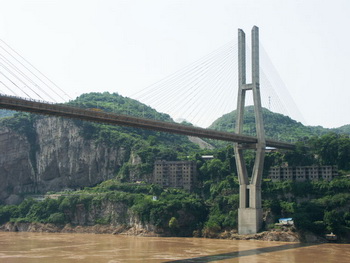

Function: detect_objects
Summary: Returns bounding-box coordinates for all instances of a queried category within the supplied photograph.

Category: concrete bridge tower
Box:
[234,26,266,234]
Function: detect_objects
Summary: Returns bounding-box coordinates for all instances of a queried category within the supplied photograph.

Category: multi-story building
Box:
[268,165,338,182]
[153,160,197,191]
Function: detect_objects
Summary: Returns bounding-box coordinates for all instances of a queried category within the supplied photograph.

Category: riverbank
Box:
[1,222,328,243]
[0,222,159,237]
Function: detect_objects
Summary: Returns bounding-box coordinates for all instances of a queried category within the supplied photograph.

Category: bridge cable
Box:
[186,43,238,127]
[197,54,237,128]
[131,40,235,99]
[143,42,237,126]
[163,45,235,116]
[0,80,19,96]
[0,54,57,102]
[132,44,235,115]
[0,61,45,100]
[0,71,31,98]
[185,47,236,126]
[259,42,306,124]
[138,42,235,109]
[0,39,71,101]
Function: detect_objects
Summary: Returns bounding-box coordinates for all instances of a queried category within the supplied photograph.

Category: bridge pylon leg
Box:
[234,26,266,235]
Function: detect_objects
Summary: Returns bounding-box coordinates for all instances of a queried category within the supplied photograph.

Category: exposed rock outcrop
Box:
[0,127,35,203]
[0,117,129,204]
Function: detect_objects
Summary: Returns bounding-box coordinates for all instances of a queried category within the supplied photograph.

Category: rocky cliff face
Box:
[0,117,130,204]
[0,127,35,204]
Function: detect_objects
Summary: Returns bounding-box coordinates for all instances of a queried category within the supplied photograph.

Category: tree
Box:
[168,217,179,229]
[284,141,315,166]
[337,135,350,170]
[324,210,344,233]
[310,133,350,171]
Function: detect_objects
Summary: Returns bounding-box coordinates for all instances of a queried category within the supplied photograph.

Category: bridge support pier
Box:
[238,207,263,234]
[238,184,263,234]
[234,26,266,235]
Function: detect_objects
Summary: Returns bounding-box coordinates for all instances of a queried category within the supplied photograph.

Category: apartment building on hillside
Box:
[268,165,338,182]
[153,160,197,191]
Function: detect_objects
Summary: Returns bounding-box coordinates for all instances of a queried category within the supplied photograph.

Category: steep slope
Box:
[0,92,198,204]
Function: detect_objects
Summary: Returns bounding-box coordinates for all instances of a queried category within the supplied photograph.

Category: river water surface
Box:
[1,232,350,262]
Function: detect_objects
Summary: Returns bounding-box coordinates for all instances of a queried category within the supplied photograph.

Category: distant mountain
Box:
[209,106,349,143]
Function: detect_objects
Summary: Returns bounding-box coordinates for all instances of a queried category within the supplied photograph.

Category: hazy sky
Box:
[1,0,350,128]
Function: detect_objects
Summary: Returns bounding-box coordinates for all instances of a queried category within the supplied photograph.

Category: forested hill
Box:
[209,106,349,142]
[0,92,200,204]
[335,124,350,134]
[67,92,172,122]
[66,92,201,153]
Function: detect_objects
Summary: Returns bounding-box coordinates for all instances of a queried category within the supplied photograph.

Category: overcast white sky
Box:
[1,0,350,128]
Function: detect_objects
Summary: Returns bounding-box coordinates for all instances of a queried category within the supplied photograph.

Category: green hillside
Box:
[209,106,349,144]
[335,124,350,134]
[67,91,198,151]
[67,92,172,122]
[0,109,15,118]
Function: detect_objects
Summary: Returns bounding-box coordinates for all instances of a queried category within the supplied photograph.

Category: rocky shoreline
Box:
[0,222,328,243]
[217,229,301,242]
[0,222,158,237]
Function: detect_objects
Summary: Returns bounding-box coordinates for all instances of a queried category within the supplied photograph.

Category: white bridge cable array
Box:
[0,39,71,103]
[0,37,305,135]
[132,41,239,128]
[259,44,306,125]
[132,38,305,129]
[162,44,237,123]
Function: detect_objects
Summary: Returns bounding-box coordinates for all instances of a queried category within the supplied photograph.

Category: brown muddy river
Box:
[1,232,350,262]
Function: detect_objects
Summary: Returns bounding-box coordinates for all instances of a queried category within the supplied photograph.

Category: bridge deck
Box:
[0,95,295,149]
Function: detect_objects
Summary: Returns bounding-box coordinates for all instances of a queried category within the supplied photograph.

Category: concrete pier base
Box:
[238,208,263,235]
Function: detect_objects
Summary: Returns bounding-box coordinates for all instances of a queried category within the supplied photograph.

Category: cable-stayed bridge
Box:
[0,33,295,149]
[0,26,296,234]
[0,34,303,130]
[0,93,293,149]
